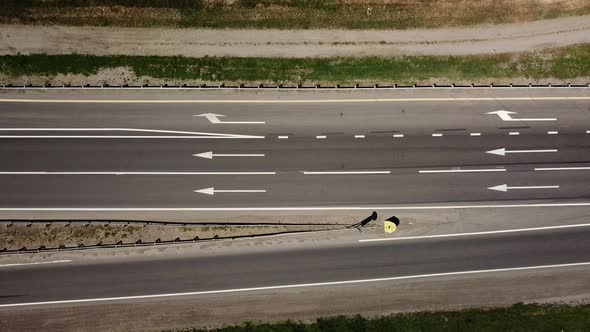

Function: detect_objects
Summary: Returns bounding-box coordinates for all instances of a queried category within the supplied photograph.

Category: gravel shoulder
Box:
[2,15,590,58]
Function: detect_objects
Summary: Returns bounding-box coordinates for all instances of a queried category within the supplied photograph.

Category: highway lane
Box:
[1,226,589,306]
[0,89,589,210]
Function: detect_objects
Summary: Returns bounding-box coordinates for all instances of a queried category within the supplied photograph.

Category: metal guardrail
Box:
[0,219,348,255]
[1,83,589,90]
[0,229,320,255]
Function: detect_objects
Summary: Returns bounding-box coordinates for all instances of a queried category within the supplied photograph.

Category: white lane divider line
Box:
[0,128,264,139]
[586,130,590,134]
[548,131,558,135]
[316,135,327,139]
[354,135,365,139]
[194,187,266,195]
[0,172,276,175]
[486,110,557,122]
[2,262,589,308]
[193,152,265,159]
[4,97,590,104]
[535,167,590,171]
[432,133,443,137]
[470,133,481,136]
[486,148,558,156]
[509,132,520,136]
[393,134,404,138]
[194,113,265,125]
[359,222,590,242]
[0,135,267,139]
[488,184,559,192]
[419,168,505,174]
[0,260,72,268]
[4,202,590,211]
[303,171,390,175]
[278,135,289,139]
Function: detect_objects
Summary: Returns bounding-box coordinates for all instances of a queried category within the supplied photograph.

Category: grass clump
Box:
[1,0,590,30]
[169,303,590,331]
[1,45,590,85]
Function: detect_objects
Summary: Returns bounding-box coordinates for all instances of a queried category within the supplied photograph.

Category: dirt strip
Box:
[2,15,590,58]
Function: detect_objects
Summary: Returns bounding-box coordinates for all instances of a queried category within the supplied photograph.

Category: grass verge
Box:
[1,45,590,85]
[170,303,590,331]
[1,0,590,30]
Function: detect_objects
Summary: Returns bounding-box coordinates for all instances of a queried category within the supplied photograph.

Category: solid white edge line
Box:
[0,260,72,268]
[359,223,590,242]
[0,172,276,175]
[419,169,506,174]
[2,202,590,211]
[302,171,391,175]
[535,167,590,171]
[2,97,590,103]
[0,136,265,139]
[2,261,589,308]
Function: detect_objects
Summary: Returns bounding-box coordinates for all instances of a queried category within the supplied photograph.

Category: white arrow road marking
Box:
[488,184,559,192]
[194,113,265,124]
[0,128,264,139]
[195,187,267,195]
[193,152,265,159]
[486,110,556,122]
[486,148,558,156]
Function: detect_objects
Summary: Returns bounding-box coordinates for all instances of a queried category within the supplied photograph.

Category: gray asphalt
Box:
[0,88,589,209]
[1,226,589,306]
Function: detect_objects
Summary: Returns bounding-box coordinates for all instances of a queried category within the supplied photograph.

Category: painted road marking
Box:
[316,135,327,139]
[354,135,365,139]
[0,135,266,139]
[278,135,289,139]
[2,97,590,103]
[195,188,266,195]
[194,113,265,124]
[509,132,520,136]
[2,262,589,308]
[488,184,559,192]
[3,202,590,211]
[548,131,559,135]
[0,128,264,139]
[432,133,443,137]
[0,260,72,268]
[0,172,276,175]
[470,133,481,136]
[193,152,265,159]
[419,168,505,174]
[303,171,390,175]
[486,148,558,156]
[359,222,590,242]
[535,167,590,171]
[487,110,557,122]
[393,134,404,138]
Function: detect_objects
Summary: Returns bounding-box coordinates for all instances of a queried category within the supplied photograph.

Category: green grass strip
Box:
[170,303,590,332]
[2,45,590,84]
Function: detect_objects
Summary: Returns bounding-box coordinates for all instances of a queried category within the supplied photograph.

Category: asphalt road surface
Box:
[1,88,590,330]
[0,88,589,210]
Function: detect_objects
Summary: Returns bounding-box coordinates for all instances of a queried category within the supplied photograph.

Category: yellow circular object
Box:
[384,220,397,233]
